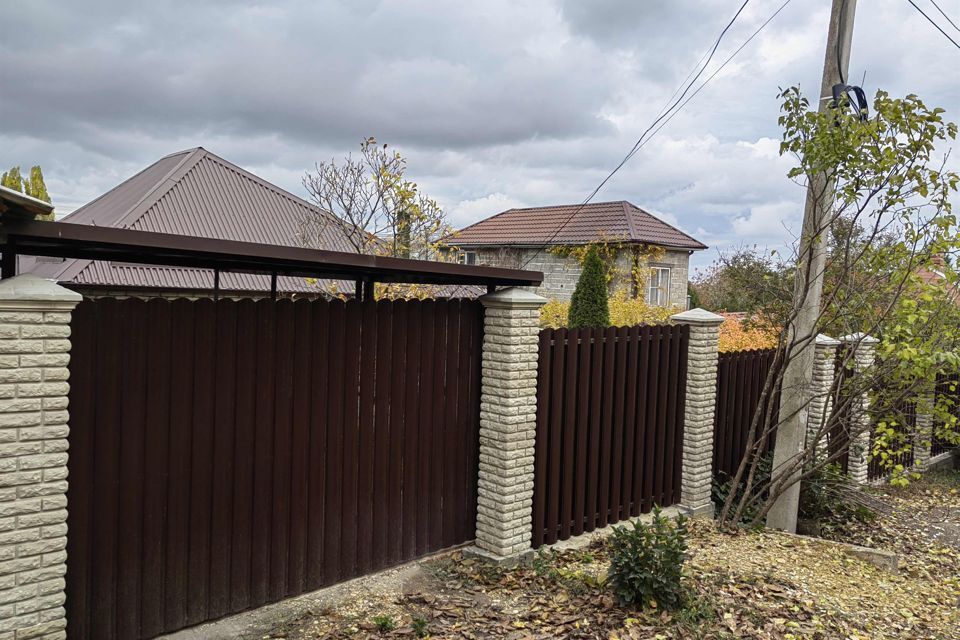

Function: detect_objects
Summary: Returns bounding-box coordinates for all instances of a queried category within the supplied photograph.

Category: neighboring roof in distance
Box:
[447,200,707,250]
[22,147,355,293]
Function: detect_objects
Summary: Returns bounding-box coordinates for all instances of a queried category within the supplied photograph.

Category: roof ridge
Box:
[59,148,197,224]
[627,202,705,247]
[620,200,638,240]
[111,148,207,229]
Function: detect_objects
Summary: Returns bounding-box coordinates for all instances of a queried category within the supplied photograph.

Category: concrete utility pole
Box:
[766,0,857,533]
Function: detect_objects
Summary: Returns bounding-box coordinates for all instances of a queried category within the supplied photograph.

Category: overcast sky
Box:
[2,0,958,272]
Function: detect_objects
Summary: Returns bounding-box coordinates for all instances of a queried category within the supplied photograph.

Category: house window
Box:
[648,267,671,306]
[458,251,477,266]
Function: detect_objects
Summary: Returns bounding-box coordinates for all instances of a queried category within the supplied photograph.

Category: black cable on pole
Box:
[518,0,754,269]
[837,0,849,84]
[928,0,960,33]
[906,0,960,49]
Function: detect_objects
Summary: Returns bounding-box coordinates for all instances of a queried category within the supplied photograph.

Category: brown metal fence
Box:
[531,324,689,548]
[933,372,959,457]
[829,347,855,473]
[867,398,916,480]
[66,296,483,640]
[712,349,779,479]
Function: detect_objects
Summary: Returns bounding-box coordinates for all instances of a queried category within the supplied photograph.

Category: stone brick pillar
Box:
[913,390,935,471]
[807,334,840,459]
[0,274,81,640]
[838,333,878,485]
[671,308,724,517]
[472,287,546,564]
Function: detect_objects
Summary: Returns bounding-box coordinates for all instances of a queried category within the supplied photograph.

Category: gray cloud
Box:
[1,0,957,273]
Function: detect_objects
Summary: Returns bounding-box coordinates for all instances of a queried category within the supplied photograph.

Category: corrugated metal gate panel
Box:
[531,324,688,548]
[66,297,482,640]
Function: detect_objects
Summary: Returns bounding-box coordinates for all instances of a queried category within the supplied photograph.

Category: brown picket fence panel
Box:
[66,296,483,640]
[531,324,689,548]
[932,372,959,457]
[712,349,779,480]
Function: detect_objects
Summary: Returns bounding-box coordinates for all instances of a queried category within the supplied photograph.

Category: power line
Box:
[630,0,795,157]
[906,0,960,49]
[519,0,754,268]
[928,0,960,33]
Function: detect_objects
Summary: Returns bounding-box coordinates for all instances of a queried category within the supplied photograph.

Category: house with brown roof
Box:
[445,201,707,307]
[21,147,355,297]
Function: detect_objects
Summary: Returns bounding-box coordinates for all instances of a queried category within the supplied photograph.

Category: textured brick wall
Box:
[475,288,545,560]
[671,309,724,516]
[0,275,80,640]
[476,246,691,307]
[840,334,878,486]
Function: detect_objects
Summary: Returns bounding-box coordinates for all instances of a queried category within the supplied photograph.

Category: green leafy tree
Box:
[568,246,610,328]
[717,88,960,529]
[2,165,53,220]
[1,167,24,192]
[24,166,50,204]
[693,247,791,314]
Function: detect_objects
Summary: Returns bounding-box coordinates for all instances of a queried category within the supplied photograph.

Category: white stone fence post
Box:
[806,334,840,459]
[470,287,546,565]
[0,274,81,640]
[670,308,724,517]
[838,333,878,485]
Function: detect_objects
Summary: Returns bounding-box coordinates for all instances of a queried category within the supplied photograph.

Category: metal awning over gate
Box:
[0,188,542,297]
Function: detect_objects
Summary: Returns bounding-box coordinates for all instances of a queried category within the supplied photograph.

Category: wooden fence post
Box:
[838,333,878,485]
[807,334,840,459]
[0,274,81,640]
[671,308,724,517]
[470,287,546,564]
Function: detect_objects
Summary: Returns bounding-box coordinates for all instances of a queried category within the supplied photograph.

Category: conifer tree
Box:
[568,246,610,328]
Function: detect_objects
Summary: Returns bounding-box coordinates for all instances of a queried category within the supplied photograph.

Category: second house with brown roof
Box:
[445,200,706,307]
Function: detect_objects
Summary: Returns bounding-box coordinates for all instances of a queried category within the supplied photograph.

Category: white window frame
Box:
[458,250,477,266]
[648,266,671,307]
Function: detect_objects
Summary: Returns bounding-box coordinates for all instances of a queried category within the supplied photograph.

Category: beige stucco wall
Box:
[473,246,692,308]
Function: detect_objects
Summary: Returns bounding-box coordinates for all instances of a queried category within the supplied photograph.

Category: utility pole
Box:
[766,0,857,532]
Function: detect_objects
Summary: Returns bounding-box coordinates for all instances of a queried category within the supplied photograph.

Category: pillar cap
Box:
[815,333,841,346]
[479,286,547,310]
[671,307,724,326]
[0,274,81,310]
[838,332,879,345]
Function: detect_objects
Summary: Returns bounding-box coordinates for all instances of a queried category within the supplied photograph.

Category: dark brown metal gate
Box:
[66,297,482,640]
[531,325,688,548]
[712,349,779,479]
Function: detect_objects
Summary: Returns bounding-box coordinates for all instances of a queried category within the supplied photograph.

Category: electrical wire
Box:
[519,0,799,269]
[928,0,960,33]
[518,0,754,269]
[631,0,795,157]
[906,0,960,49]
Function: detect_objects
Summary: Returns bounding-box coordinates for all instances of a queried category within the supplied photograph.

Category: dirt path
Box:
[239,470,960,639]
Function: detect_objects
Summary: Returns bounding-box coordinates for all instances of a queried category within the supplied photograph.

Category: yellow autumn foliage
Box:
[717,315,779,352]
[540,291,676,329]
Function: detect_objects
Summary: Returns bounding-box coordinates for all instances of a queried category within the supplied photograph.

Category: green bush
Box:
[798,463,874,534]
[607,506,688,609]
[711,454,772,525]
[568,246,610,328]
